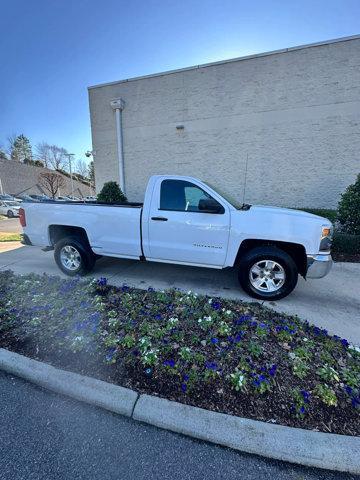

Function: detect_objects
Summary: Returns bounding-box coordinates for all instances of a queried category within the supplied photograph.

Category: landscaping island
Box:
[0,271,359,436]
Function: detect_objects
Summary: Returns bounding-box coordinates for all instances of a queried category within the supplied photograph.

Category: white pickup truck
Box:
[19,175,333,300]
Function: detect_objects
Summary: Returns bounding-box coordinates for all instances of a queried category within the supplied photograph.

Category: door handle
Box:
[151,216,168,221]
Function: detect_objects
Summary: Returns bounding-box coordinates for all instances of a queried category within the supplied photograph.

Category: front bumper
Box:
[306,254,333,279]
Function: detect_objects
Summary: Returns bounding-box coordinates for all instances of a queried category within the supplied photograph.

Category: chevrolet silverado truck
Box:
[19,175,333,300]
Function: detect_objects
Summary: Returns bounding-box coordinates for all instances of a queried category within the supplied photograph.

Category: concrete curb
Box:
[133,395,360,474]
[1,348,359,474]
[0,349,138,417]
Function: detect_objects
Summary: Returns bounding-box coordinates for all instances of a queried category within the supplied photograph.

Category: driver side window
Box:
[160,180,215,212]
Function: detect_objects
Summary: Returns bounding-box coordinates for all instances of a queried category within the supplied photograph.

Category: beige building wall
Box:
[88,35,360,208]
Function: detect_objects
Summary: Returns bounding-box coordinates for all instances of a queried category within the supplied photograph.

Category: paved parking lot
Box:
[1,242,359,345]
[1,371,351,480]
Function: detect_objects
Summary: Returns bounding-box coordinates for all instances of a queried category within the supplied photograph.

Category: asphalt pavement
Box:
[0,371,357,480]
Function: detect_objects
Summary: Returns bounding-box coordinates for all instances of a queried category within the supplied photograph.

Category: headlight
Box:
[320,225,333,251]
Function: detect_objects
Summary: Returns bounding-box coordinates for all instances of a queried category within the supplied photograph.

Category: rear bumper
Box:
[20,234,33,246]
[306,254,333,279]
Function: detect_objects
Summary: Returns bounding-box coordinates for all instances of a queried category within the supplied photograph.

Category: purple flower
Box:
[97,277,107,287]
[299,406,305,414]
[253,374,268,386]
[211,301,221,310]
[121,284,129,292]
[105,347,116,362]
[301,390,310,403]
[344,385,353,395]
[205,361,218,371]
[269,364,277,377]
[341,338,349,348]
[181,383,187,393]
[163,359,176,368]
[234,314,252,325]
[183,374,190,382]
[234,333,243,343]
[154,314,162,321]
[211,337,219,344]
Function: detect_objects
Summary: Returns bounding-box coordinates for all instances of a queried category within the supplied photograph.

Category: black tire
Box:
[7,210,14,218]
[54,236,95,276]
[238,246,298,300]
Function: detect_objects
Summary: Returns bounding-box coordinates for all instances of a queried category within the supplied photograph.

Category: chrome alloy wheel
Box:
[60,245,81,271]
[249,260,286,293]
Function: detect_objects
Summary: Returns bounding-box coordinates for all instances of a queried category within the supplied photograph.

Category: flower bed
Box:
[0,271,359,436]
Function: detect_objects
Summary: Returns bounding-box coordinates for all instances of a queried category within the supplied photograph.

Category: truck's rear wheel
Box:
[54,236,95,276]
[238,246,298,300]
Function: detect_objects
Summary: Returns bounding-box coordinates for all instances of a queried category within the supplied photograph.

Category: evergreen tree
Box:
[338,173,360,235]
[97,181,127,203]
[10,134,32,162]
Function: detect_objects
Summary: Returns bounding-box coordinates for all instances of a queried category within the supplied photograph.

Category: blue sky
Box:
[0,0,359,163]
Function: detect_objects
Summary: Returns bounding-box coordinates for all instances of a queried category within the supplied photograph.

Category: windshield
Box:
[4,201,19,206]
[203,181,245,209]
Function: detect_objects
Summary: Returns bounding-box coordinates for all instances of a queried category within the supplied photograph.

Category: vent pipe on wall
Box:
[110,98,126,193]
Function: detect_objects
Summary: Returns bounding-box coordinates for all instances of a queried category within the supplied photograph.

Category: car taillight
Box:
[19,208,26,227]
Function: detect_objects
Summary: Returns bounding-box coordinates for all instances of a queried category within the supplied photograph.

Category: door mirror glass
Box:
[198,198,224,214]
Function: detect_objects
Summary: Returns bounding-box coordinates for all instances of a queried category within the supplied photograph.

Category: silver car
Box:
[0,201,21,218]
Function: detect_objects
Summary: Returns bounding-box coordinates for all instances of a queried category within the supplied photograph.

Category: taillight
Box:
[19,208,26,227]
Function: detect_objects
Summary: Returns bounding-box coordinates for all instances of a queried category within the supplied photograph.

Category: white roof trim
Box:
[88,34,360,90]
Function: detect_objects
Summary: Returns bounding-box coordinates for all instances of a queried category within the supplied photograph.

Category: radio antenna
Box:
[242,153,249,206]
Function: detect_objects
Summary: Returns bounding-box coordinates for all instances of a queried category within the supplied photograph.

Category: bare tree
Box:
[6,133,18,156]
[0,142,7,160]
[38,172,66,198]
[35,143,68,170]
[75,159,89,179]
[35,142,51,168]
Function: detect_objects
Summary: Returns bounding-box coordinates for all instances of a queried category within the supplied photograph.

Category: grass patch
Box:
[0,272,359,435]
[0,233,21,242]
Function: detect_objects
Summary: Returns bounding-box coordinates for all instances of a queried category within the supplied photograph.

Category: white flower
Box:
[349,344,360,353]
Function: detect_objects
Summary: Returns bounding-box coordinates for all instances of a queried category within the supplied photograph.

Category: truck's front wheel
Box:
[238,246,298,300]
[54,236,95,276]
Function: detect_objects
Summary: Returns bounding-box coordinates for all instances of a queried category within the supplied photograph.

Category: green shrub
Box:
[97,181,127,203]
[337,174,360,235]
[332,233,360,255]
[300,209,338,223]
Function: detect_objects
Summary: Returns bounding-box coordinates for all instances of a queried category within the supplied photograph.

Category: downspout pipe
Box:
[110,98,126,193]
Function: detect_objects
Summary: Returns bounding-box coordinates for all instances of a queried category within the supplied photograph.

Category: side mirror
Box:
[198,198,224,214]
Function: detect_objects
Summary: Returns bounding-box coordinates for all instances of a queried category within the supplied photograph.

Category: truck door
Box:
[146,179,230,267]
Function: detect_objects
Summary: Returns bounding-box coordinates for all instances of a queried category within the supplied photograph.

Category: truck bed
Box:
[22,201,143,259]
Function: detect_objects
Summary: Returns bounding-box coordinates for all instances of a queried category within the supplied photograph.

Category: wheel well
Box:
[48,225,90,248]
[235,239,307,277]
